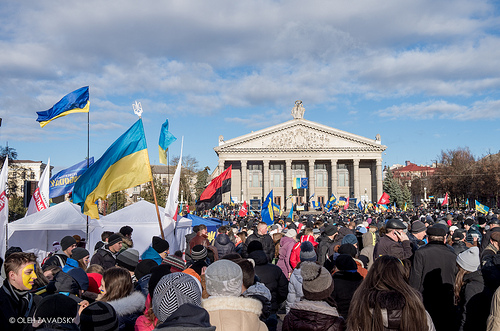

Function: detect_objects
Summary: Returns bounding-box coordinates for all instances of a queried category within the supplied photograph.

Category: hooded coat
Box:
[141,246,162,265]
[276,236,296,278]
[213,233,235,258]
[248,250,288,314]
[90,247,117,270]
[283,300,345,331]
[202,296,267,331]
[42,250,69,268]
[107,290,146,331]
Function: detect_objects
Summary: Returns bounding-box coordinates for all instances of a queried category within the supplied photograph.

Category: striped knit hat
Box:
[191,245,207,261]
[80,301,118,331]
[152,272,202,323]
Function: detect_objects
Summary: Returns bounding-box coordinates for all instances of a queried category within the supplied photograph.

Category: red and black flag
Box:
[196,165,232,210]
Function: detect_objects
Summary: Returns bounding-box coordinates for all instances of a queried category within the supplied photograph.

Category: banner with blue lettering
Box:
[49,158,94,198]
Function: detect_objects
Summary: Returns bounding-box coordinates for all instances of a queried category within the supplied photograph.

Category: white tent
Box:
[90,200,168,256]
[7,201,97,262]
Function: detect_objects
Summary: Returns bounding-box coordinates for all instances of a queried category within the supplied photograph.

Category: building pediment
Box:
[215,119,386,154]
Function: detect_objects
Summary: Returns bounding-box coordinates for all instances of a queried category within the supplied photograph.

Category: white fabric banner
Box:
[26,158,50,216]
[163,138,183,251]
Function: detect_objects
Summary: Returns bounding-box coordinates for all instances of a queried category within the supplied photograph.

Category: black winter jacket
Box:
[330,271,363,319]
[248,250,288,314]
[90,247,117,270]
[457,269,493,331]
[0,279,41,331]
[245,232,275,262]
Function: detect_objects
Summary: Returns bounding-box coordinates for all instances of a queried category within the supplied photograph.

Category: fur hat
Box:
[205,260,243,297]
[457,247,480,272]
[299,241,317,262]
[61,236,77,251]
[153,273,202,323]
[80,301,119,331]
[152,236,169,253]
[300,262,334,301]
[116,249,140,272]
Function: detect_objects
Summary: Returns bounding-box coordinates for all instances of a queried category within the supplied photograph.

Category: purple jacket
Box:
[277,236,296,278]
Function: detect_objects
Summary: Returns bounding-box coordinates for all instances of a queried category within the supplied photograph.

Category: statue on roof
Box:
[291,100,305,119]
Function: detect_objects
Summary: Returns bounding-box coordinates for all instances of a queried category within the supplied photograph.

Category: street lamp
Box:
[424,187,427,201]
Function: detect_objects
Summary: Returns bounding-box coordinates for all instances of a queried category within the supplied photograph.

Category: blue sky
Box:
[1,0,500,173]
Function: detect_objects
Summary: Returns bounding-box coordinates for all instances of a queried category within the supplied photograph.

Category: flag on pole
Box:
[378,192,390,205]
[344,197,350,210]
[163,139,183,250]
[26,158,51,216]
[308,192,315,201]
[312,201,321,210]
[36,87,90,128]
[0,157,9,258]
[73,119,153,219]
[475,200,490,214]
[49,158,94,199]
[261,190,274,225]
[158,119,177,165]
[239,201,248,217]
[466,198,469,207]
[404,202,407,211]
[287,202,294,219]
[442,193,449,206]
[357,200,363,210]
[379,204,388,211]
[272,202,280,216]
[195,165,232,210]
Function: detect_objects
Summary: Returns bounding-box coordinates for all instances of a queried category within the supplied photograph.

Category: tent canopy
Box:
[7,201,97,262]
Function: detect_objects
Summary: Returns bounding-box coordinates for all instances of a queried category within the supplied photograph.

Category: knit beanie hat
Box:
[300,241,317,262]
[87,273,103,294]
[106,234,123,247]
[411,221,427,234]
[134,259,158,281]
[61,236,77,251]
[324,225,338,236]
[191,245,207,261]
[153,272,202,323]
[301,261,334,301]
[247,240,264,254]
[80,301,119,331]
[67,267,89,291]
[457,247,480,272]
[341,234,358,246]
[285,229,297,238]
[116,249,140,272]
[152,236,169,253]
[33,294,79,327]
[205,260,243,297]
[163,255,186,272]
[335,254,358,271]
[71,247,89,261]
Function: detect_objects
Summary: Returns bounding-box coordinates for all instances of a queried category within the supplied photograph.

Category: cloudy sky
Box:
[1,0,499,174]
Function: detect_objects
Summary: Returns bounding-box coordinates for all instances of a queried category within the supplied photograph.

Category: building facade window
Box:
[338,164,349,187]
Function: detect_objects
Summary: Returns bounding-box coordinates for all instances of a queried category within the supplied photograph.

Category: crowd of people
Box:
[1,207,500,330]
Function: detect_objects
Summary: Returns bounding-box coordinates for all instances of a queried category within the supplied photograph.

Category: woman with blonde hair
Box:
[347,255,435,331]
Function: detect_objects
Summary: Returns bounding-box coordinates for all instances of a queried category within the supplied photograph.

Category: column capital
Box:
[241,159,247,166]
[263,159,270,166]
[353,158,360,166]
[285,159,292,166]
[331,159,338,165]
[376,159,382,166]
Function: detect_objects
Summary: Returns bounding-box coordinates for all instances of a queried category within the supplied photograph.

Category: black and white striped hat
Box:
[152,272,202,323]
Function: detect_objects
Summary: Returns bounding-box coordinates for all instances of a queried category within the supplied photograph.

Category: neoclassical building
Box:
[214,101,387,211]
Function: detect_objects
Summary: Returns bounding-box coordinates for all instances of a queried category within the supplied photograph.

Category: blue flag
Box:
[36,87,90,128]
[312,201,321,210]
[301,178,308,189]
[158,119,177,165]
[357,200,363,210]
[49,158,94,198]
[261,190,274,225]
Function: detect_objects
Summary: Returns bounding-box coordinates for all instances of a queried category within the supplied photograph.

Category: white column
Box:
[376,159,383,200]
[308,159,315,199]
[241,160,247,202]
[286,159,292,211]
[353,159,360,199]
[263,160,270,197]
[331,159,337,196]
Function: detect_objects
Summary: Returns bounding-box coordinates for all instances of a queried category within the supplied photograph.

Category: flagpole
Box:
[133,101,165,239]
[86,108,89,248]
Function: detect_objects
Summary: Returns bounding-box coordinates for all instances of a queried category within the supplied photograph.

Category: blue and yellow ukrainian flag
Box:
[475,200,490,214]
[36,87,90,128]
[158,119,177,165]
[73,119,153,219]
[272,202,280,216]
[261,190,274,225]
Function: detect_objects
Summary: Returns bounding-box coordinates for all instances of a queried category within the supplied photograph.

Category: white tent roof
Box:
[8,200,93,235]
[90,200,169,256]
[7,201,97,262]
